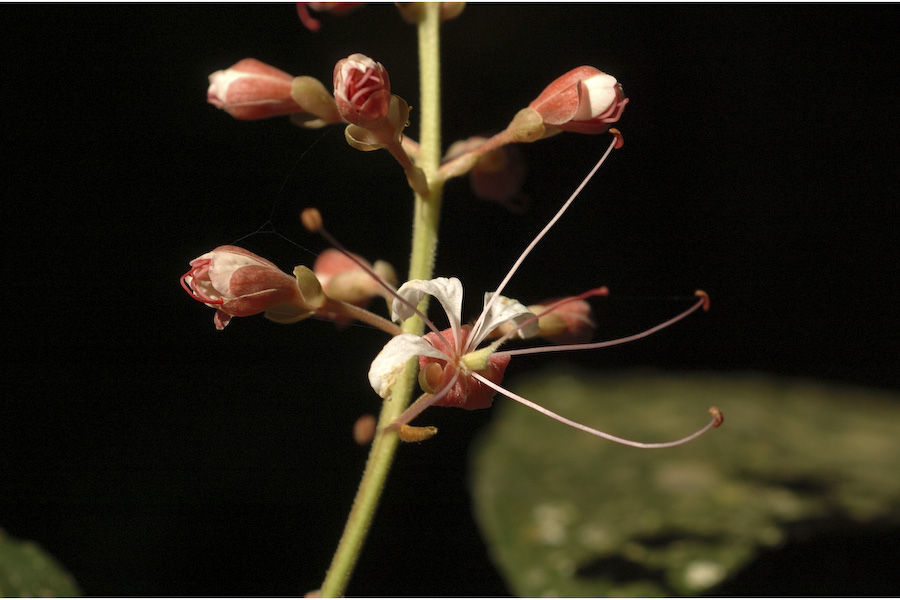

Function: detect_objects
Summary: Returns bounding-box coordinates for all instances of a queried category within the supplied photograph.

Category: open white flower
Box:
[368,277,537,406]
[360,134,722,445]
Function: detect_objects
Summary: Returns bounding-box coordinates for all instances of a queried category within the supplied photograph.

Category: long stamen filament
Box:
[471,372,721,448]
[498,291,709,358]
[471,134,619,341]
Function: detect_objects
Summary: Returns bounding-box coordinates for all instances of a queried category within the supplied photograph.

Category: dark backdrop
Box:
[3,4,897,596]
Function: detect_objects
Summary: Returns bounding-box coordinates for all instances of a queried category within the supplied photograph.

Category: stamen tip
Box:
[598,286,610,297]
[398,424,439,443]
[301,207,323,233]
[695,289,710,311]
[708,406,724,427]
[609,128,624,149]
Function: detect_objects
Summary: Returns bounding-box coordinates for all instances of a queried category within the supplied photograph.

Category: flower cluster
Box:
[190,7,718,449]
[205,43,629,198]
[189,8,724,597]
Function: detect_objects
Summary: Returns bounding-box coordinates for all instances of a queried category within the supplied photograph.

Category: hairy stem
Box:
[319,5,443,596]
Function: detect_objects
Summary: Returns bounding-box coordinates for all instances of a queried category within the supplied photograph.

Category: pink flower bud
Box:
[419,326,511,410]
[207,58,306,120]
[528,297,596,345]
[333,54,391,128]
[529,66,628,134]
[313,248,396,308]
[181,245,318,330]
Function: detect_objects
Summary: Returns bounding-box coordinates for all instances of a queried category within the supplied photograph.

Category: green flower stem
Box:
[318,5,443,597]
[409,1,443,282]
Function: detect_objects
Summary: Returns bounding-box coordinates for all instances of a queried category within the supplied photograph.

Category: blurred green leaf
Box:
[0,530,80,596]
[470,370,900,596]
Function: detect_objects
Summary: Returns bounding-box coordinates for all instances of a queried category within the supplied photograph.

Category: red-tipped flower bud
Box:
[529,66,628,134]
[333,53,391,128]
[181,245,322,330]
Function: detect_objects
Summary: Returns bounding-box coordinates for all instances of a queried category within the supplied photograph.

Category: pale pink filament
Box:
[469,134,619,353]
[497,293,708,358]
[472,372,718,449]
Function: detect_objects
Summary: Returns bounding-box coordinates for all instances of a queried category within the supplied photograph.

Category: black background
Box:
[3,4,898,596]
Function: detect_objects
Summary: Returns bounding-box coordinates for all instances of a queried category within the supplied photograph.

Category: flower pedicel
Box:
[301,132,722,445]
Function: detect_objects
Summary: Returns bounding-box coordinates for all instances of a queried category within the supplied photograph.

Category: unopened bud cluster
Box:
[206,33,627,199]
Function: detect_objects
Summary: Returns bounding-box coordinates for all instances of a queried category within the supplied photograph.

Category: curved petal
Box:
[573,73,619,121]
[368,334,448,398]
[470,293,539,350]
[208,246,281,296]
[529,66,601,126]
[392,277,464,344]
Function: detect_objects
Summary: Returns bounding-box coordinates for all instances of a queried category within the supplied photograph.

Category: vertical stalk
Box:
[318,4,443,597]
[409,1,443,282]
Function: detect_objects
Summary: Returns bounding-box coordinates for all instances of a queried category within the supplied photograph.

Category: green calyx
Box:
[461,344,497,371]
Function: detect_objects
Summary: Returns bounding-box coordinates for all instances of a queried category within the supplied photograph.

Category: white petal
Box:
[471,293,539,348]
[574,73,618,121]
[392,277,464,337]
[343,54,378,77]
[207,68,248,102]
[368,334,448,398]
[208,249,272,297]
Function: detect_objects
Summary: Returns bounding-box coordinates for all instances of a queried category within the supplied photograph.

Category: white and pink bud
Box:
[181,245,324,330]
[528,66,628,135]
[208,59,301,120]
[207,58,340,125]
[332,54,428,195]
[333,53,391,128]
